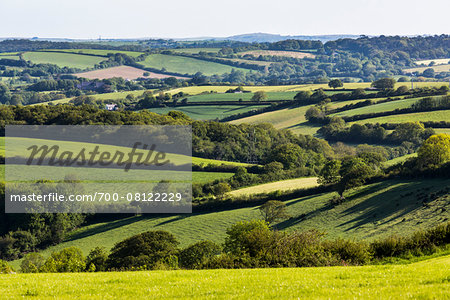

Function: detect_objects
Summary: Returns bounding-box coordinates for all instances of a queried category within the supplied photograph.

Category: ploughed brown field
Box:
[75,66,189,80]
[240,50,316,59]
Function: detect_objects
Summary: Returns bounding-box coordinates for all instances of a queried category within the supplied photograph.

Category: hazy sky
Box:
[1,0,449,39]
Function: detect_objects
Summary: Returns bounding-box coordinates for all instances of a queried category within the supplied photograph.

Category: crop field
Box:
[22,51,106,69]
[184,91,297,102]
[331,97,424,117]
[404,64,450,73]
[171,48,222,54]
[140,54,252,76]
[434,128,450,135]
[11,178,449,267]
[2,255,450,299]
[229,177,318,196]
[240,50,316,59]
[0,53,20,60]
[148,105,270,120]
[44,49,145,57]
[74,66,188,80]
[351,110,450,125]
[415,58,450,66]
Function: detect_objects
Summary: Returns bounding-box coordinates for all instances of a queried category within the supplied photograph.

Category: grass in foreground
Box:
[1,255,449,299]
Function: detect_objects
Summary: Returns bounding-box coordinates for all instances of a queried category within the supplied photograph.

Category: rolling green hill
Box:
[350,110,450,125]
[140,54,253,76]
[148,105,270,120]
[22,52,107,69]
[14,178,449,267]
[3,255,449,299]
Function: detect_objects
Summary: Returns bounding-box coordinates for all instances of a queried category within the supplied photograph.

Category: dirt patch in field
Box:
[75,66,189,80]
[240,50,316,59]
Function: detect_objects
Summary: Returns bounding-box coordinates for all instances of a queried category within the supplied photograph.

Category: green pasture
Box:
[350,110,450,125]
[44,49,145,57]
[22,52,106,69]
[149,105,270,120]
[140,54,252,76]
[2,255,449,299]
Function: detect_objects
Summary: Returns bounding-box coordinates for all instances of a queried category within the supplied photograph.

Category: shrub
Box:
[40,247,85,273]
[0,259,13,274]
[20,252,45,273]
[179,241,221,269]
[86,247,108,272]
[323,239,371,265]
[107,231,179,271]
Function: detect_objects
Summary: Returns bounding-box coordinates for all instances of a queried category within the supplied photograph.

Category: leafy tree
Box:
[212,182,232,196]
[328,79,343,89]
[371,78,396,90]
[294,90,312,101]
[418,134,450,166]
[20,253,45,273]
[269,143,306,169]
[107,231,179,270]
[258,200,290,225]
[179,241,221,269]
[251,91,268,102]
[337,157,375,197]
[305,106,325,122]
[422,68,435,78]
[86,246,108,272]
[224,220,271,255]
[318,160,341,185]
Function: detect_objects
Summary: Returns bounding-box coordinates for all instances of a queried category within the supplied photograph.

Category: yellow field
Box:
[415,58,450,66]
[228,177,319,196]
[404,64,450,73]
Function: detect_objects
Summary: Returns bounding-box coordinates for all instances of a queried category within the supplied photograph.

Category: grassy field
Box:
[12,178,449,267]
[404,64,450,73]
[230,98,370,136]
[148,105,270,120]
[434,128,450,135]
[74,66,188,80]
[331,97,424,117]
[44,49,145,57]
[184,91,298,102]
[0,53,21,60]
[140,54,252,76]
[171,48,222,54]
[415,58,450,65]
[384,153,417,167]
[229,177,318,196]
[350,110,450,125]
[22,52,106,69]
[2,255,449,299]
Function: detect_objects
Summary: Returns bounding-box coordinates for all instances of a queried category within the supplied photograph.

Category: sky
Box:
[0,0,449,39]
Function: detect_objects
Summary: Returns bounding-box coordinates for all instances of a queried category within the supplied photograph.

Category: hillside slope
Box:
[17,178,449,265]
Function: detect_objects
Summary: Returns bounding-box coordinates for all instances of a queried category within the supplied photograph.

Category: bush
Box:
[107,231,179,271]
[0,259,13,274]
[86,247,108,272]
[224,220,271,255]
[40,247,85,273]
[20,252,45,273]
[179,241,221,269]
[323,239,371,265]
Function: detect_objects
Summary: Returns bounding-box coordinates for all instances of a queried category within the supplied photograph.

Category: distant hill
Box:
[221,33,361,43]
